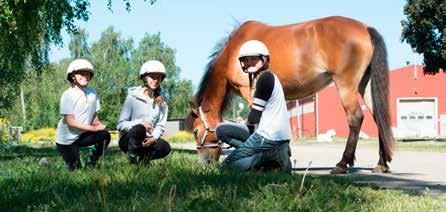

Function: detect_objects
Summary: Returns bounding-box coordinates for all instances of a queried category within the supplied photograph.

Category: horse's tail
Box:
[367,27,394,162]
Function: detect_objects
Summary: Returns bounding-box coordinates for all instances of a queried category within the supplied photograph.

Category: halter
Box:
[196,106,222,149]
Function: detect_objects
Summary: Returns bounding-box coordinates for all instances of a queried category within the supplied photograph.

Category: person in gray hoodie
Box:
[117,60,171,165]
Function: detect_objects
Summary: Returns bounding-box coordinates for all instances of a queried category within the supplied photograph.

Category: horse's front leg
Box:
[331,86,364,174]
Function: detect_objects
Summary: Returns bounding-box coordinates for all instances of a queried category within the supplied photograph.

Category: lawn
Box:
[0,144,444,211]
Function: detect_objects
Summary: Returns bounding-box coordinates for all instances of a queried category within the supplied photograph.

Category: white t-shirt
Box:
[248,71,291,141]
[257,74,291,140]
[55,86,100,145]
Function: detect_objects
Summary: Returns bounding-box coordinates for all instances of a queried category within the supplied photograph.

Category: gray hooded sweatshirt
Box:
[117,86,168,139]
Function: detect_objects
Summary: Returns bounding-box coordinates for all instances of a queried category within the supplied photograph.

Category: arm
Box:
[65,114,104,132]
[60,91,104,132]
[246,71,275,134]
[117,95,144,131]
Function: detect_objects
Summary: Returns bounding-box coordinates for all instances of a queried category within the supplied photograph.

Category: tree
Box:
[131,33,191,118]
[69,28,90,58]
[88,27,134,129]
[169,79,194,119]
[0,1,90,109]
[401,0,446,74]
[0,0,156,110]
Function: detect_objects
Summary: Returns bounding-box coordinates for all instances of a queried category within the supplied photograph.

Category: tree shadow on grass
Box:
[1,147,443,210]
[0,145,124,162]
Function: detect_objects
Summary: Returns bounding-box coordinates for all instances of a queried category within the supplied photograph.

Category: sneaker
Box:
[84,155,98,168]
[138,156,152,168]
[277,143,292,173]
[128,154,138,165]
[260,143,292,173]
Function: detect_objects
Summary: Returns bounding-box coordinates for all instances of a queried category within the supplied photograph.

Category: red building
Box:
[287,65,446,139]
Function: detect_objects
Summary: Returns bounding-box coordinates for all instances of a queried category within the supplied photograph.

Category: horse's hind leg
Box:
[358,68,390,173]
[331,83,364,174]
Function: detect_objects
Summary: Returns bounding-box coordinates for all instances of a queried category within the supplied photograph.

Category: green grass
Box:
[0,144,444,211]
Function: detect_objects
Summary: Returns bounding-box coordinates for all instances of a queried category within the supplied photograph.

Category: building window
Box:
[409,116,416,120]
[426,116,433,120]
[418,116,424,120]
[401,116,407,120]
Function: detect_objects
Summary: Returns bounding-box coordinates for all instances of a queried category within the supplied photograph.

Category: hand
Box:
[93,123,106,131]
[143,122,153,134]
[142,137,156,148]
[92,119,100,126]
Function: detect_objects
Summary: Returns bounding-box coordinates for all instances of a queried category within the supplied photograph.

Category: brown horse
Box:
[185,16,394,174]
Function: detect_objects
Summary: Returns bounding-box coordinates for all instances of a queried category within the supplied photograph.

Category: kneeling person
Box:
[219,40,292,172]
[118,60,171,166]
[56,59,111,171]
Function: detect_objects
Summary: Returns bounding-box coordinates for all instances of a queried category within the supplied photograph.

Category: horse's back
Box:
[225,16,375,99]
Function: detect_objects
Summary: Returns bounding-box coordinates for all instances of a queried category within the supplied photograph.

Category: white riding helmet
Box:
[139,60,166,79]
[66,59,94,82]
[238,40,270,59]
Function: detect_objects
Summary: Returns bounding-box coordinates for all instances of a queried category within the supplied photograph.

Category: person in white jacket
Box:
[117,60,171,166]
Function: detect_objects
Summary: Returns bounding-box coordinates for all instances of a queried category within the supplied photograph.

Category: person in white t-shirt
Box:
[218,40,292,172]
[55,59,111,171]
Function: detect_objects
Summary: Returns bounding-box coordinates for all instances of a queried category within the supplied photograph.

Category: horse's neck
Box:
[201,74,228,127]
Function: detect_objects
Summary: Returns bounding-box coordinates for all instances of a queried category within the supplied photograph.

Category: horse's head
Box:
[185,103,222,164]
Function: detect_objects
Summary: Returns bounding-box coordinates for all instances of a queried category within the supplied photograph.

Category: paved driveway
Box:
[172,142,446,196]
[289,142,446,196]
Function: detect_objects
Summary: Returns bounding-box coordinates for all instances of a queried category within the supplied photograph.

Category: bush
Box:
[21,128,56,143]
[0,118,11,143]
[167,131,194,143]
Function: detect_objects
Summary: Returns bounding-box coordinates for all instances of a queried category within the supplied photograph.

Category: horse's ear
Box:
[191,108,199,119]
[189,101,199,118]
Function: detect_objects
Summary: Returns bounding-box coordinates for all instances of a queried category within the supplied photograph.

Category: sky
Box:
[49,0,422,86]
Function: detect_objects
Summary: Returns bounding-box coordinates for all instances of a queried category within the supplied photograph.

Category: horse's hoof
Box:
[330,166,347,174]
[372,165,390,173]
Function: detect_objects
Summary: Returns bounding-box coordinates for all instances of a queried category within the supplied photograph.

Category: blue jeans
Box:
[217,123,291,172]
[216,122,250,148]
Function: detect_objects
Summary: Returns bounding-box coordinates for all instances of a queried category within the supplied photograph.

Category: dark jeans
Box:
[217,122,292,172]
[119,124,171,161]
[56,130,111,171]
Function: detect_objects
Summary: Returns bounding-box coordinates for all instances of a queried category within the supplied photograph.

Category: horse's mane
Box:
[184,26,239,131]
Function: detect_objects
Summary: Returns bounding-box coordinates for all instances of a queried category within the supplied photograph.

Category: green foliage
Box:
[0,118,11,143]
[88,27,134,128]
[131,33,194,119]
[0,146,444,211]
[3,27,194,131]
[0,0,156,115]
[0,0,90,109]
[401,0,446,74]
[69,28,90,58]
[106,0,157,12]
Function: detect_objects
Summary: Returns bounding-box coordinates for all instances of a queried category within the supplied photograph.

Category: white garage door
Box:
[397,98,437,138]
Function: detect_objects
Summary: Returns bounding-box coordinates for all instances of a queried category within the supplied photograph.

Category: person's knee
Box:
[99,130,111,142]
[158,139,171,158]
[129,124,146,140]
[216,124,229,140]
